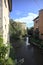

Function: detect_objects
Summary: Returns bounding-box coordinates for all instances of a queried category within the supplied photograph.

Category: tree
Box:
[10,19,27,40]
[27,27,34,36]
[34,28,39,39]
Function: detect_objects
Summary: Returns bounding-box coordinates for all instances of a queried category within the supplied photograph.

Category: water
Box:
[15,38,43,65]
[26,37,30,46]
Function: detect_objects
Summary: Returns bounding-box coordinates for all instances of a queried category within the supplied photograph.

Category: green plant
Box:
[27,27,34,37]
[9,44,16,60]
[10,19,27,40]
[5,57,15,65]
[40,41,43,48]
[34,28,39,39]
[0,37,3,43]
[0,36,16,65]
[0,37,9,64]
[0,45,7,64]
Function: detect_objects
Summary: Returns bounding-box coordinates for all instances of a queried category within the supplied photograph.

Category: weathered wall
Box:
[2,0,9,44]
[0,0,3,37]
[39,9,43,39]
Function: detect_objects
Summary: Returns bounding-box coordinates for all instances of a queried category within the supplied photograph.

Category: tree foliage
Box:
[27,27,34,36]
[0,37,8,64]
[10,19,27,40]
[34,28,39,39]
[0,37,15,65]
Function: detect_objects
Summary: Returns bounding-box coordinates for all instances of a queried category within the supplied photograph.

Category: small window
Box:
[4,0,7,7]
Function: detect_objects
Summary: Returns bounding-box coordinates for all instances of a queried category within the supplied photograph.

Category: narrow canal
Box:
[15,37,43,65]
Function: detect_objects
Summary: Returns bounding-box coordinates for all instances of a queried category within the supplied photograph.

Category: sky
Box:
[10,0,43,28]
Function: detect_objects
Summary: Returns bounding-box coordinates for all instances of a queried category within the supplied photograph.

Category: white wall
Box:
[2,0,9,44]
[0,0,3,36]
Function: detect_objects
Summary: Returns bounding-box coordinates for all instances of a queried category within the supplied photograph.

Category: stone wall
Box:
[0,0,3,37]
[2,0,9,44]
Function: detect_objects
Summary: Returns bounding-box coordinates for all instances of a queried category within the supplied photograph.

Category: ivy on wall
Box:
[0,37,8,64]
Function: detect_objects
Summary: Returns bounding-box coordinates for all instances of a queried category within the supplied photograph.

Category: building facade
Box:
[0,0,12,44]
[33,9,43,39]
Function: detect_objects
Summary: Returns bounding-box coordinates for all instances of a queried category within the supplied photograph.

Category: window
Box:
[4,0,7,7]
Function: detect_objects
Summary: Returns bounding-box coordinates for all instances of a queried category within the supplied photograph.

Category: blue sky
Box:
[10,0,43,28]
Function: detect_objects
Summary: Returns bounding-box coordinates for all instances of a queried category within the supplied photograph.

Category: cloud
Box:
[14,13,38,28]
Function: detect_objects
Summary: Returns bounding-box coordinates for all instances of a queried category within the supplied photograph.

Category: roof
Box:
[39,9,43,12]
[33,16,39,21]
[8,0,12,12]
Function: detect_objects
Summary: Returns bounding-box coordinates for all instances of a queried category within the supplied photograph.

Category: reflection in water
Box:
[15,58,24,65]
[15,39,43,65]
[26,37,30,46]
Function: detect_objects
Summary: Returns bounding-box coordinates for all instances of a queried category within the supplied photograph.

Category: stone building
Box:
[0,0,12,44]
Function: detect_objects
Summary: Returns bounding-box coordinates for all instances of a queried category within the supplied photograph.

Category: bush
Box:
[9,44,16,60]
[0,37,3,43]
[0,37,16,65]
[31,37,41,43]
[5,57,15,65]
[0,37,8,64]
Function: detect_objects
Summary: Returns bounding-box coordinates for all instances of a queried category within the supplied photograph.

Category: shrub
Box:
[0,37,8,64]
[0,37,3,43]
[0,37,11,65]
[5,57,15,65]
[9,44,16,60]
[0,37,16,65]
